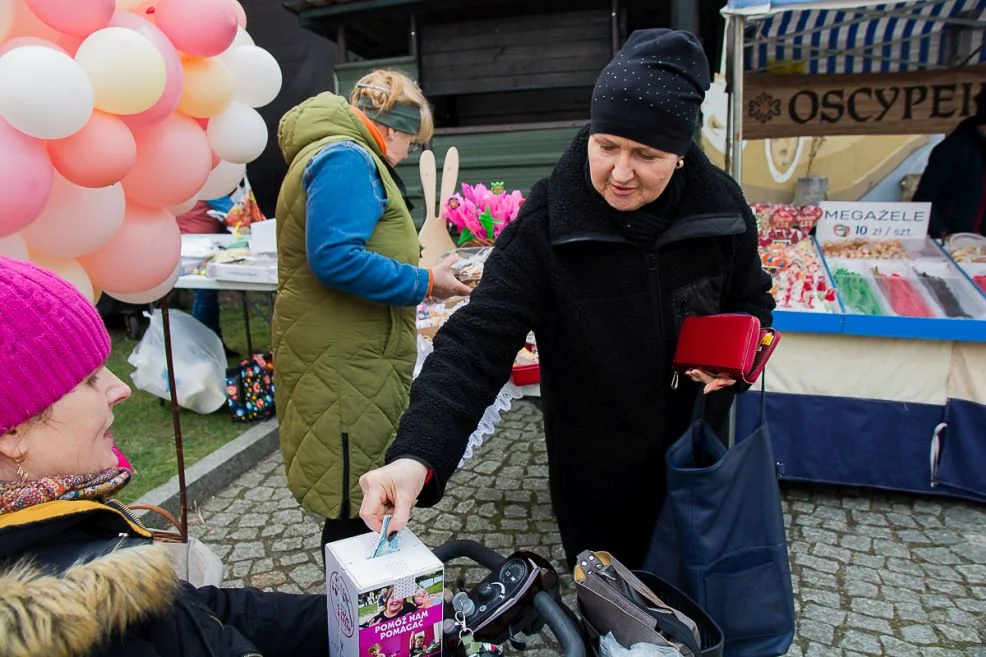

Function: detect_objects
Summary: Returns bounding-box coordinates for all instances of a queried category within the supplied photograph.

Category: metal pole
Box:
[242,292,253,356]
[671,0,699,34]
[610,0,620,54]
[729,14,745,185]
[336,25,347,63]
[409,14,418,57]
[727,15,747,447]
[159,297,188,542]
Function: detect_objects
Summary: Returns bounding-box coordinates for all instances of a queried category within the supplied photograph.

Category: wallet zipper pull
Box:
[671,370,679,391]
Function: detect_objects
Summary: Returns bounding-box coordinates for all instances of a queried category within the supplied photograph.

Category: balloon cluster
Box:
[0,0,282,304]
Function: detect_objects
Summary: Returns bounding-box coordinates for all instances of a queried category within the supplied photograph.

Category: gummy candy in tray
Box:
[871,262,941,318]
[828,259,940,318]
[830,258,986,319]
[910,260,986,319]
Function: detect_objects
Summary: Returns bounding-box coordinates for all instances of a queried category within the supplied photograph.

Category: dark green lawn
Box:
[106,292,273,503]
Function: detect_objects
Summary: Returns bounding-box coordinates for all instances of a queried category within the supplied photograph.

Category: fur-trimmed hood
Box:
[0,542,178,657]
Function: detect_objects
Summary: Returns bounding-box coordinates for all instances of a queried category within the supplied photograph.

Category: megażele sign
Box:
[743,65,986,139]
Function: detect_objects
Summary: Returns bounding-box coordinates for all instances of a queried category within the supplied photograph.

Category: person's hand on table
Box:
[685,369,737,394]
[359,459,429,533]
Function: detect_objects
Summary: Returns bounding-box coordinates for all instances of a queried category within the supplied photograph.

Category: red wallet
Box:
[671,314,780,388]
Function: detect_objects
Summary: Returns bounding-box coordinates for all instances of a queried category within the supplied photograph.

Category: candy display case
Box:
[752,203,842,333]
[736,202,986,504]
[815,237,986,341]
[942,233,986,299]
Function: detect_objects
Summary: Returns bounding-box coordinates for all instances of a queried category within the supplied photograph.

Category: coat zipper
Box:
[340,431,351,519]
[643,250,665,338]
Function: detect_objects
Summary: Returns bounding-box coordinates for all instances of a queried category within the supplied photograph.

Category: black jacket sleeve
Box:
[913,138,956,237]
[191,584,330,657]
[721,181,775,327]
[386,185,552,504]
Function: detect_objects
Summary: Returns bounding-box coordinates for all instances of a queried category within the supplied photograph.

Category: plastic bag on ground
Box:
[128,309,227,414]
[600,632,684,657]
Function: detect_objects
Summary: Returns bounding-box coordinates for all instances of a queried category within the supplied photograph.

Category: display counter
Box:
[739,204,986,501]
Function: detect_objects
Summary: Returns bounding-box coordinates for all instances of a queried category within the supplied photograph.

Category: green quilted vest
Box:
[273,92,420,519]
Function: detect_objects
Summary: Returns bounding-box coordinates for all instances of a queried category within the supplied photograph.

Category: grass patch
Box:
[107,291,273,503]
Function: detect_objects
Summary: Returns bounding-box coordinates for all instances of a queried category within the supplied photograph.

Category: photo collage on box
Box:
[357,570,444,657]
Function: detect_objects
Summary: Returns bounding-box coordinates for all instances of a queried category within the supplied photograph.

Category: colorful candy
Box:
[822,239,908,260]
[872,269,935,318]
[758,231,838,312]
[974,275,986,295]
[833,268,884,315]
[918,273,969,318]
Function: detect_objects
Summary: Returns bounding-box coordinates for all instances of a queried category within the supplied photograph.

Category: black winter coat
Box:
[390,127,774,570]
[0,500,329,657]
[914,117,986,237]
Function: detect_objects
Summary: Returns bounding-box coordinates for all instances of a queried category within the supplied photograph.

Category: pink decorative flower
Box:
[441,181,525,246]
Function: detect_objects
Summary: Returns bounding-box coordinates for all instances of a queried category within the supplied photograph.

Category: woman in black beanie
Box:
[360,29,774,570]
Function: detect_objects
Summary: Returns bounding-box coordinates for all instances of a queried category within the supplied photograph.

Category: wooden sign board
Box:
[743,65,986,139]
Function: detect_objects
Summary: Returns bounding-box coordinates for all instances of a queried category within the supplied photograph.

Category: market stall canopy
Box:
[724,0,985,74]
[720,0,986,140]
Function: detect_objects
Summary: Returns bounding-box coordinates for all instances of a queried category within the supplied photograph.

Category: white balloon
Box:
[0,234,30,261]
[168,195,198,216]
[198,159,245,200]
[75,27,166,115]
[220,45,281,108]
[105,261,180,304]
[229,26,254,49]
[0,46,94,139]
[207,102,267,164]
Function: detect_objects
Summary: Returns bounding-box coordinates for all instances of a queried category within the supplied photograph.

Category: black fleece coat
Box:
[0,500,329,657]
[390,127,774,569]
[914,117,986,237]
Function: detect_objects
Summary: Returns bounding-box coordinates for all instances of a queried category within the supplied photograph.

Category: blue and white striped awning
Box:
[724,0,986,74]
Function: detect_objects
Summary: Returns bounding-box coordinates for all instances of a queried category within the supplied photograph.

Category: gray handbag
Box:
[574,550,702,657]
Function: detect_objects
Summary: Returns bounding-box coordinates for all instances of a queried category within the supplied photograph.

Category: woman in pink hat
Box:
[0,256,329,657]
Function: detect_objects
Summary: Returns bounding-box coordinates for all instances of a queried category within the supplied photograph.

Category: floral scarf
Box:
[0,467,131,516]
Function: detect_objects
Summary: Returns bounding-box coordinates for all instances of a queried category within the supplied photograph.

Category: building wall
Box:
[240,0,337,216]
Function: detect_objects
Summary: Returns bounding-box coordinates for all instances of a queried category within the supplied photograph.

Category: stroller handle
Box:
[434,539,585,657]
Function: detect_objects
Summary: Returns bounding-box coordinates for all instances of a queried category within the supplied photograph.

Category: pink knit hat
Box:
[0,257,111,434]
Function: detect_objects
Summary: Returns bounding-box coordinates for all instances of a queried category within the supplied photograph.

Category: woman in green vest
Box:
[273,70,471,549]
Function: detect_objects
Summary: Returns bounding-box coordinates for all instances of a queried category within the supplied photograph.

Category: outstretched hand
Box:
[359,459,429,534]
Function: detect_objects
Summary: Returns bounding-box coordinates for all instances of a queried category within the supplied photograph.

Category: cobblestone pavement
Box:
[190,401,986,656]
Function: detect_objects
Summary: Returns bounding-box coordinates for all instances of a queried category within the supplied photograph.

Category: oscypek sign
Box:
[743,65,986,139]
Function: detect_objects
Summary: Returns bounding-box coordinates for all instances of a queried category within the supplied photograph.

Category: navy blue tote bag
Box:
[644,382,795,657]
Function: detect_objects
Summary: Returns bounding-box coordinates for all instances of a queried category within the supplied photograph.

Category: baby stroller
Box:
[436,541,723,657]
[434,540,584,657]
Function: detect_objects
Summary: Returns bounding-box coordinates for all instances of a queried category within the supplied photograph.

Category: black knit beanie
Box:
[590,29,710,156]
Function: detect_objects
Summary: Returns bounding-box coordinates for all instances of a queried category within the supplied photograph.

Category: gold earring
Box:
[14,452,28,482]
[675,159,685,170]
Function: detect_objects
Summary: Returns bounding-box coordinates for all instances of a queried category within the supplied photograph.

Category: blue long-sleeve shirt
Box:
[303,141,430,305]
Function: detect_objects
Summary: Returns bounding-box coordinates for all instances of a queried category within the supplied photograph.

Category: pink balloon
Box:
[0,117,54,238]
[122,113,212,207]
[25,0,114,37]
[55,33,84,55]
[21,173,126,257]
[49,111,137,188]
[7,0,61,41]
[79,202,181,293]
[111,11,184,129]
[231,0,246,28]
[0,35,65,56]
[154,0,237,58]
[105,260,180,304]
